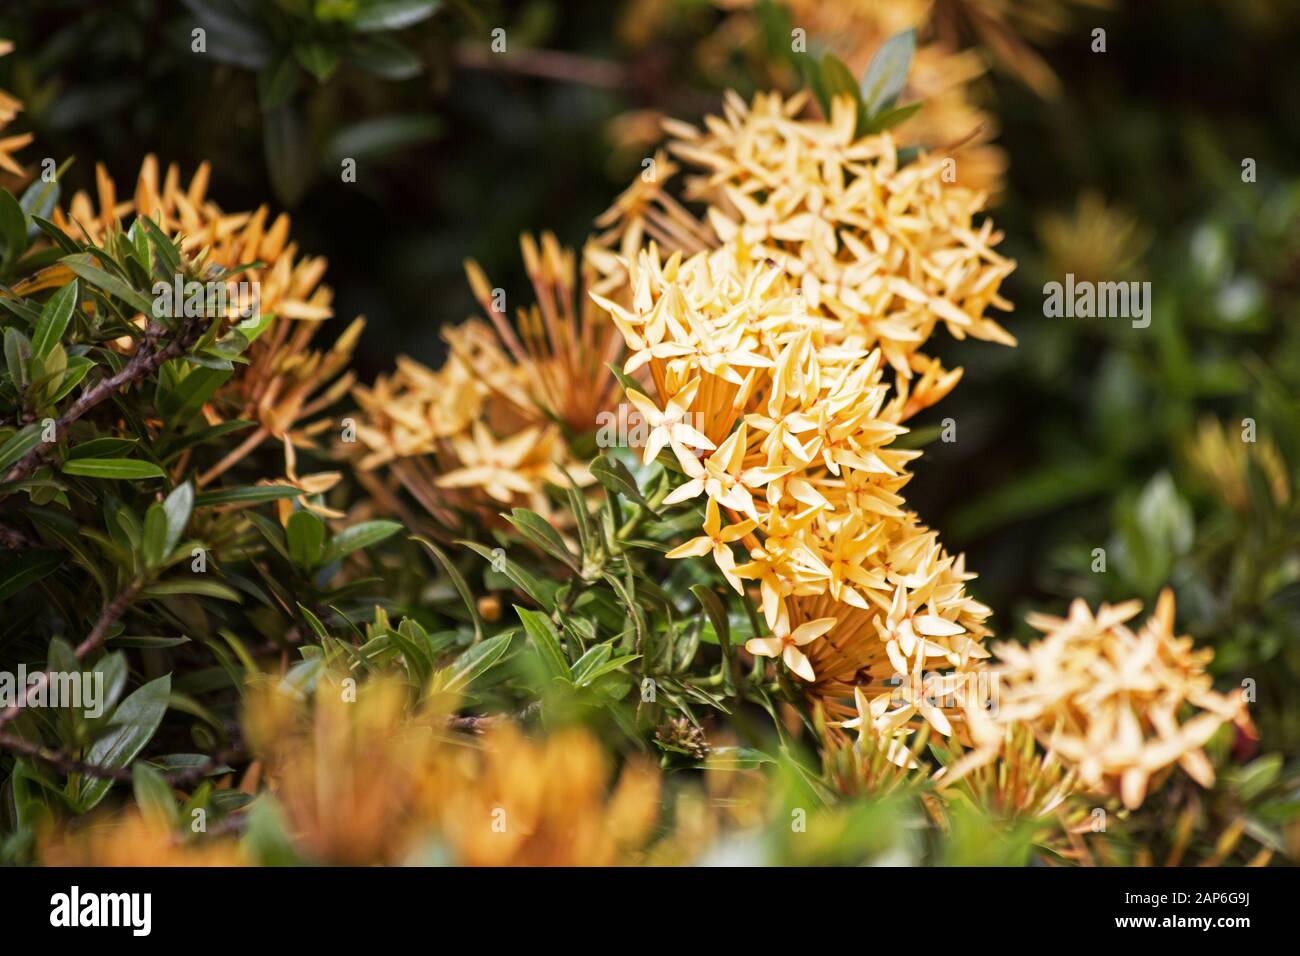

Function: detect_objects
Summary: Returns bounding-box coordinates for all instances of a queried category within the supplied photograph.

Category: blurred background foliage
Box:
[2,0,1299,861]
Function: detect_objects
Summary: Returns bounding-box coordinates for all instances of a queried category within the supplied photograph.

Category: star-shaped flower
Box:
[745,616,836,682]
[665,498,756,593]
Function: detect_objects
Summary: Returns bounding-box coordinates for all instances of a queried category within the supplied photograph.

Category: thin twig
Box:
[0,734,245,786]
[452,42,626,89]
[0,519,45,550]
[0,582,139,730]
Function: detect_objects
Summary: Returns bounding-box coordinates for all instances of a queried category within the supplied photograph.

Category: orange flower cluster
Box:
[350,233,622,530]
[245,678,662,866]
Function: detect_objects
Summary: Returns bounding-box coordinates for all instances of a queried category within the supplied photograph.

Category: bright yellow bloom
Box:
[665,497,755,593]
[588,90,1009,750]
[745,615,837,683]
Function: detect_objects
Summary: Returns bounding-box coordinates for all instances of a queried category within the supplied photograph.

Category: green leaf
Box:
[137,216,181,276]
[353,0,440,31]
[79,675,171,812]
[1232,755,1283,802]
[143,502,169,569]
[861,28,916,117]
[0,424,42,471]
[505,508,579,570]
[5,326,31,387]
[321,520,402,564]
[293,42,340,83]
[590,453,654,512]
[0,188,28,261]
[442,632,513,691]
[67,437,139,459]
[286,510,325,568]
[32,283,78,361]
[49,356,91,403]
[820,54,865,128]
[132,762,179,829]
[388,622,432,687]
[142,579,242,602]
[705,746,777,770]
[263,103,313,208]
[516,606,570,684]
[258,54,300,111]
[31,215,78,256]
[61,253,156,316]
[866,100,922,134]
[800,52,830,119]
[462,540,557,611]
[948,460,1117,543]
[0,550,63,602]
[348,37,422,80]
[193,484,301,508]
[19,174,61,237]
[162,482,194,557]
[61,458,165,480]
[414,536,484,643]
[690,584,730,650]
[326,115,440,163]
[296,603,330,641]
[568,643,611,686]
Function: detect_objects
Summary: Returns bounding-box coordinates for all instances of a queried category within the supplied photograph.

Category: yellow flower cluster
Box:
[590,92,1010,749]
[955,591,1252,810]
[598,92,1014,398]
[351,233,622,531]
[43,677,663,867]
[768,0,1009,196]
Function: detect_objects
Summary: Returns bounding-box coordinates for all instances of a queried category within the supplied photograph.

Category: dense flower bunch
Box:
[350,233,622,530]
[591,92,1010,751]
[748,0,1009,196]
[601,92,1015,393]
[947,591,1252,810]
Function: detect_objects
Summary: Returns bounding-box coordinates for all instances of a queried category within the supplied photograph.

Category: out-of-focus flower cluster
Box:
[943,590,1252,811]
[41,678,666,867]
[244,677,661,865]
